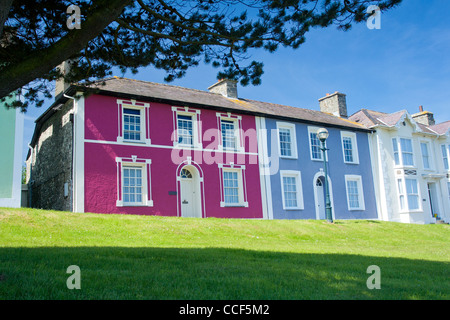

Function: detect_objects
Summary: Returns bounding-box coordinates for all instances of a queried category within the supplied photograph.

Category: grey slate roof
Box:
[349,108,446,135]
[67,77,369,131]
[28,76,371,159]
[429,120,450,135]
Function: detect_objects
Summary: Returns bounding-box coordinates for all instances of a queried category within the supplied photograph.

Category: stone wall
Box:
[26,100,74,211]
[318,92,348,118]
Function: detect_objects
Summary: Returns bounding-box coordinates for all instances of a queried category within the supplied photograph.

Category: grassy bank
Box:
[0,207,448,299]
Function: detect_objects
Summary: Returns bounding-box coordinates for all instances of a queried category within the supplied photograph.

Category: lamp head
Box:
[317,128,329,142]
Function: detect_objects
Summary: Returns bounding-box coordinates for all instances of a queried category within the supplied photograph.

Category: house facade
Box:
[0,92,24,208]
[27,76,378,221]
[260,92,378,220]
[350,108,450,224]
[28,77,264,218]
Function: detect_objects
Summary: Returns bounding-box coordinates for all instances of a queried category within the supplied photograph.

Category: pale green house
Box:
[0,92,24,208]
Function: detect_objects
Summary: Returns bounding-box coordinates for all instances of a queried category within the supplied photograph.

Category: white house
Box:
[350,107,450,224]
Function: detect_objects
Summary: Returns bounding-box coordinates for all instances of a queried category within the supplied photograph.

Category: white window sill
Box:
[117,137,151,146]
[399,209,423,214]
[344,161,359,165]
[116,200,154,207]
[220,201,248,208]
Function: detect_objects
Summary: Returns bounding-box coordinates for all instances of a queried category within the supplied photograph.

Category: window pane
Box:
[124,109,140,115]
[123,167,143,204]
[282,176,298,208]
[408,195,419,210]
[343,137,354,162]
[448,182,450,199]
[405,179,419,210]
[177,114,193,145]
[279,128,292,157]
[123,108,141,141]
[400,138,412,152]
[392,138,400,165]
[421,143,430,169]
[223,171,239,204]
[310,132,322,160]
[400,138,414,166]
[221,120,236,149]
[442,145,449,170]
[347,180,360,209]
[397,179,404,210]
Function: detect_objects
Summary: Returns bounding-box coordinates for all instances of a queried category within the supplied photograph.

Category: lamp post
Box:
[317,128,333,223]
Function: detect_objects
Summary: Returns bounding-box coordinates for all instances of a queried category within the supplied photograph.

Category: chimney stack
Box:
[319,91,347,118]
[208,79,238,99]
[412,106,435,126]
[54,60,72,100]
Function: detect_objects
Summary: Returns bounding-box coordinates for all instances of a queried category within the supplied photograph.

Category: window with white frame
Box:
[123,109,141,141]
[397,177,420,211]
[172,107,202,148]
[420,142,431,170]
[217,113,243,152]
[341,132,359,164]
[219,164,248,207]
[397,179,405,210]
[117,100,150,145]
[405,178,420,210]
[345,175,365,210]
[221,119,237,150]
[123,166,143,204]
[441,145,449,170]
[392,138,415,167]
[308,127,325,161]
[401,138,414,166]
[223,170,239,204]
[277,122,297,159]
[177,114,194,145]
[280,171,304,210]
[116,157,153,207]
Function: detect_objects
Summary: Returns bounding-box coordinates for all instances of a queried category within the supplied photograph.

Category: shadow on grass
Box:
[0,247,448,300]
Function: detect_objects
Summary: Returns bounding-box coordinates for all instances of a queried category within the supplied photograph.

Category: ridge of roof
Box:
[71,76,369,131]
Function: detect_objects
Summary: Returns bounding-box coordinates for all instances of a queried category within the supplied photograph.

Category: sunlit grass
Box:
[0,207,448,299]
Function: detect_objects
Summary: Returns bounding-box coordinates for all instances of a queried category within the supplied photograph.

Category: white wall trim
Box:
[73,94,85,213]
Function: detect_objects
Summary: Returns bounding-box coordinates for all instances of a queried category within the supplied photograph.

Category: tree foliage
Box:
[0,0,402,111]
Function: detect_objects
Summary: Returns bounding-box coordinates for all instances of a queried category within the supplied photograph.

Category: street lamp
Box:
[317,128,333,223]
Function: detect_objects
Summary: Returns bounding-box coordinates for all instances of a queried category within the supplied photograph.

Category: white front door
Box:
[181,179,194,217]
[427,183,440,219]
[180,167,201,218]
[315,178,326,220]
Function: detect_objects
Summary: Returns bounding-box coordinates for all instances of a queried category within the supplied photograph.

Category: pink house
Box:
[57,77,264,218]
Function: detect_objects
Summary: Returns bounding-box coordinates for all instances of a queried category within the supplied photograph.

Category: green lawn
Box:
[0,207,449,300]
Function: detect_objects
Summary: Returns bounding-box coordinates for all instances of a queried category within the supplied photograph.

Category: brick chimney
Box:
[208,79,238,99]
[412,106,435,126]
[319,91,347,118]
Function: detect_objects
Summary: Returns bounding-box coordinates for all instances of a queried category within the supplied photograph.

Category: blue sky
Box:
[22,0,450,162]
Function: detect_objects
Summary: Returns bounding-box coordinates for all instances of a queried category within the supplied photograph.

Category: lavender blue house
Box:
[258,92,378,220]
